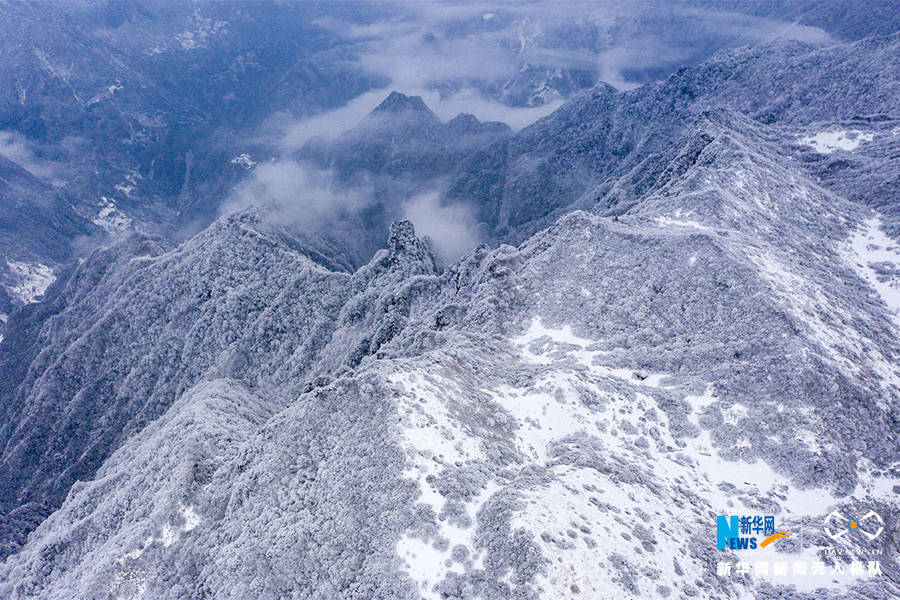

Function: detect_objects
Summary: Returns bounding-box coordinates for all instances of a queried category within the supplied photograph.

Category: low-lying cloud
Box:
[402,191,482,265]
[279,0,833,150]
[316,0,834,100]
[278,85,560,152]
[222,159,374,228]
[0,131,59,181]
[223,160,483,268]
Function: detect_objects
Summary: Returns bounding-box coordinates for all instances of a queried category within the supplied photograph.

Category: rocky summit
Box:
[0,3,898,599]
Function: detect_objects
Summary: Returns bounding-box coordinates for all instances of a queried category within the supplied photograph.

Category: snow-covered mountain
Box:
[0,5,899,600]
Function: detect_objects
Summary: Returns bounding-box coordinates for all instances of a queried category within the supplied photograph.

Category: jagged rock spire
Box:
[387,220,436,274]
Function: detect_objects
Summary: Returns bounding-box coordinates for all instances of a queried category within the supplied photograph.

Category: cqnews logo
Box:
[716,515,791,550]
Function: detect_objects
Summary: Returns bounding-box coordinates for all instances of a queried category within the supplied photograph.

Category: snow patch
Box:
[385,316,871,598]
[176,10,228,50]
[513,464,711,599]
[6,261,55,304]
[515,317,672,387]
[798,130,874,154]
[745,249,879,382]
[118,504,201,564]
[391,369,493,597]
[230,153,256,169]
[93,197,133,234]
[114,183,135,197]
[396,482,498,599]
[656,215,712,230]
[842,217,900,329]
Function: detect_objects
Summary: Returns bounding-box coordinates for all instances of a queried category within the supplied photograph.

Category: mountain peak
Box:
[387,220,436,273]
[447,112,511,136]
[388,219,421,255]
[372,91,433,115]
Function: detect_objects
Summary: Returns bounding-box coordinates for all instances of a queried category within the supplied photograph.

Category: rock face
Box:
[0,20,899,600]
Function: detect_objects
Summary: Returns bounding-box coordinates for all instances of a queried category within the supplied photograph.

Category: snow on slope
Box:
[5,260,55,304]
[92,197,133,234]
[0,379,281,600]
[843,217,900,329]
[388,316,871,599]
[798,129,874,154]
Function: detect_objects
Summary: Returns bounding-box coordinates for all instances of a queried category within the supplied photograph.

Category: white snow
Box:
[396,482,498,599]
[851,457,900,500]
[515,317,672,386]
[175,10,228,50]
[492,374,603,462]
[656,215,712,230]
[390,369,496,598]
[798,130,874,154]
[86,82,124,107]
[686,427,842,516]
[93,197,133,234]
[387,317,876,598]
[749,543,866,592]
[395,534,449,598]
[745,248,878,382]
[230,153,256,169]
[843,218,900,329]
[6,260,55,304]
[118,504,201,564]
[182,505,201,531]
[513,319,869,519]
[114,183,135,197]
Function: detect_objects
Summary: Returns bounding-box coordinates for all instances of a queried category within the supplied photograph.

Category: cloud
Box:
[0,131,58,181]
[236,0,838,268]
[277,1,835,151]
[277,85,559,153]
[678,7,833,45]
[402,191,482,265]
[418,86,563,130]
[356,27,515,90]
[221,160,374,228]
[320,0,834,96]
[278,89,398,150]
[222,160,486,267]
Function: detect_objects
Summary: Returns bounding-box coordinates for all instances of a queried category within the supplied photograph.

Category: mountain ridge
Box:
[0,23,898,600]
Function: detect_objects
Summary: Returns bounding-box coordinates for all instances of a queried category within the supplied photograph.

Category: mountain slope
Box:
[0,155,103,314]
[3,122,899,598]
[444,33,900,243]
